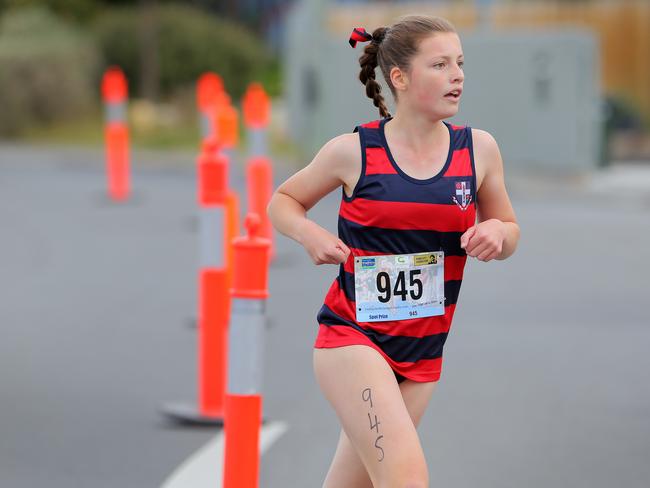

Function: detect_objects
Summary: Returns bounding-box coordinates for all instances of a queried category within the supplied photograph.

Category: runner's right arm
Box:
[267,133,358,265]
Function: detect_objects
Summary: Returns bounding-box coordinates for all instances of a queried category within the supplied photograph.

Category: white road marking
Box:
[161,421,289,488]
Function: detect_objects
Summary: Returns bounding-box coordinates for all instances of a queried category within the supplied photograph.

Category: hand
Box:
[460,219,506,262]
[298,220,351,265]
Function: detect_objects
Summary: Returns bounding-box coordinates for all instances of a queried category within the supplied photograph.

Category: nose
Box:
[451,64,464,83]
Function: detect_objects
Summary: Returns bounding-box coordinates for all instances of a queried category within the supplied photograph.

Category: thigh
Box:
[313,345,429,487]
[320,368,437,488]
[399,378,438,427]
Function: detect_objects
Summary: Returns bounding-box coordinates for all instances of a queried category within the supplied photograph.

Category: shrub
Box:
[0,7,100,136]
[93,4,275,100]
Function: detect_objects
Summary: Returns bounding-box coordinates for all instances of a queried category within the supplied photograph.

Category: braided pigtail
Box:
[358,26,391,118]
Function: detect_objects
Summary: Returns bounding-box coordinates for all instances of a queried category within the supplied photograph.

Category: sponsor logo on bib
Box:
[414,253,438,266]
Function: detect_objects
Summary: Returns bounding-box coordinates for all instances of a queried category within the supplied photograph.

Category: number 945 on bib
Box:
[354,251,445,323]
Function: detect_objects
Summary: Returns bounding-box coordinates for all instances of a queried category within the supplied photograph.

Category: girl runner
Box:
[267,14,520,488]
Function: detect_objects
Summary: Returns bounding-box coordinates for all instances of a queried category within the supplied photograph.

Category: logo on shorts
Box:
[452,181,472,211]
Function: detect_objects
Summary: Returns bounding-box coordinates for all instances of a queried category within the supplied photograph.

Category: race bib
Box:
[354,251,445,322]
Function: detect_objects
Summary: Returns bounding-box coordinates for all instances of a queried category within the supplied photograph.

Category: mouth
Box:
[444,89,462,101]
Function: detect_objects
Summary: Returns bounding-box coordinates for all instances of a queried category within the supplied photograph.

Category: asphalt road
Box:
[1,144,649,487]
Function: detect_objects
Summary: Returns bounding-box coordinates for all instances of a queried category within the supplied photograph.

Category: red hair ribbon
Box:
[349,27,373,48]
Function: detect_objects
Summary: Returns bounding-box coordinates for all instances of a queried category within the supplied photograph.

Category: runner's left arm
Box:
[463,129,520,261]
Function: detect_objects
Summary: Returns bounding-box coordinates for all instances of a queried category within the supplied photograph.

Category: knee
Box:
[381,448,429,488]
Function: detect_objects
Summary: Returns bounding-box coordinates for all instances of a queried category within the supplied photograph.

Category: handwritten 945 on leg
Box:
[362,387,384,462]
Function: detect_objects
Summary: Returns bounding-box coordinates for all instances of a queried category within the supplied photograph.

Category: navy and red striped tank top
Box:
[314,116,478,382]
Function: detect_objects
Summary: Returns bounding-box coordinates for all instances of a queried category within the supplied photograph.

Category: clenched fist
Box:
[298,220,351,265]
[460,219,506,262]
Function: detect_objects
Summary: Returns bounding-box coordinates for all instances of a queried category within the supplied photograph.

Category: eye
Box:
[458,61,464,68]
[433,62,445,69]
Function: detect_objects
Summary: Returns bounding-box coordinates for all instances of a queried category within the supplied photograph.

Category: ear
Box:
[390,66,408,93]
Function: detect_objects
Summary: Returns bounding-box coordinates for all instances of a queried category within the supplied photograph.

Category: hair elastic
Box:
[348,27,373,48]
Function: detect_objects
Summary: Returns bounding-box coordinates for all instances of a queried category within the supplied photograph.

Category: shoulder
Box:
[322,131,360,158]
[313,118,381,170]
[313,131,361,174]
[274,131,362,211]
[470,128,503,189]
[311,131,363,197]
[470,128,500,158]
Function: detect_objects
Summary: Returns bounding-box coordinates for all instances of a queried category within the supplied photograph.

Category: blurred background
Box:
[1,0,648,160]
[0,0,650,160]
[1,1,649,487]
[0,0,285,149]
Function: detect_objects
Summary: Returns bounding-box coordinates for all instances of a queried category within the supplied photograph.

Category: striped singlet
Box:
[314,116,478,383]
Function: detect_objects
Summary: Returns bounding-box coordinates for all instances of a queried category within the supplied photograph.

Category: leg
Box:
[314,345,433,488]
[320,369,437,488]
[321,428,375,488]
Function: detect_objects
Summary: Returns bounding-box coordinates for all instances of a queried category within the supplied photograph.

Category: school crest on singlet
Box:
[453,181,472,211]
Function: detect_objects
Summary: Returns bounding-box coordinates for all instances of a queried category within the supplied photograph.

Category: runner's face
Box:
[401,32,464,118]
